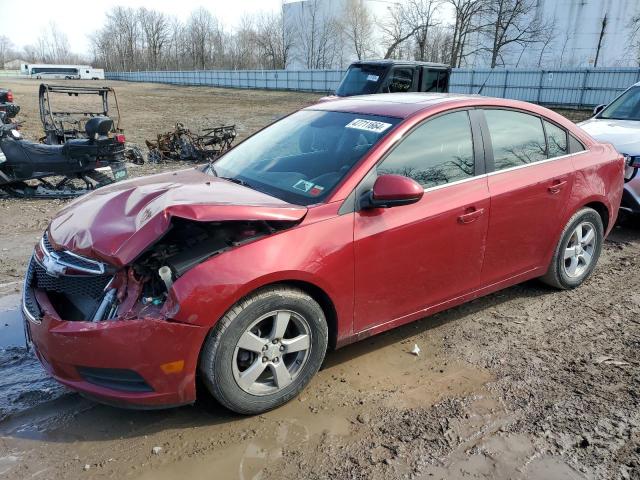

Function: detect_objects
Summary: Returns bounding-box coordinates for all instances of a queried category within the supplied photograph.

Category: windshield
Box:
[335,65,387,97]
[211,110,401,205]
[600,86,640,121]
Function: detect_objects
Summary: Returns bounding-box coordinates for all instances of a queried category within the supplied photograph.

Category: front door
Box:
[353,110,490,333]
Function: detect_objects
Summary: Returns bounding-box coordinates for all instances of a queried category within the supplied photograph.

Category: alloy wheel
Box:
[563,221,597,278]
[232,310,312,396]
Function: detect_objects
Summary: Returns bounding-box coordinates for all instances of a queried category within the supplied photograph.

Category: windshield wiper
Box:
[219,176,254,189]
[204,163,218,176]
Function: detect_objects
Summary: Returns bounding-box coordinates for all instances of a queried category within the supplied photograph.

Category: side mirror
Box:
[593,104,606,116]
[360,174,424,209]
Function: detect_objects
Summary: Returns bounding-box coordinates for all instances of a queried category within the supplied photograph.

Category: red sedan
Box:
[23,94,624,414]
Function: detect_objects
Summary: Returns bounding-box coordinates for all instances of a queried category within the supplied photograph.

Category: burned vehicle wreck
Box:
[0,113,127,198]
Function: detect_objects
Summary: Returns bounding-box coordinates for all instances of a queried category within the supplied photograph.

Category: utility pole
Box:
[594,14,607,67]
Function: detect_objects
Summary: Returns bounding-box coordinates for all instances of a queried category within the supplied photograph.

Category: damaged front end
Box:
[21,216,299,407]
[25,219,293,324]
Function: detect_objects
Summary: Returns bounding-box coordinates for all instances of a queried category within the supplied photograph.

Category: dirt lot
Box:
[0,80,638,480]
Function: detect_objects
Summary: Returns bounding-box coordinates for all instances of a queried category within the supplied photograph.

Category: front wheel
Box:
[199,286,328,414]
[541,207,604,289]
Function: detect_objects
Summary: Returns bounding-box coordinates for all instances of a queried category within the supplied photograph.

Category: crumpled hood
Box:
[48,168,307,267]
[578,118,640,155]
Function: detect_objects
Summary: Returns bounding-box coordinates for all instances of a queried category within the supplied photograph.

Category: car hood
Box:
[47,168,307,267]
[578,118,640,155]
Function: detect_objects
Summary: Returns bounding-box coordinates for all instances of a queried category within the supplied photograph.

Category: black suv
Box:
[331,60,451,98]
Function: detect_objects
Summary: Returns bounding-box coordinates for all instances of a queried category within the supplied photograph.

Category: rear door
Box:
[353,109,490,333]
[480,109,576,284]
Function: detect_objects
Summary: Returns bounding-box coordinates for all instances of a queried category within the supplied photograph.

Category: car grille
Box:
[22,258,41,321]
[32,260,111,299]
[42,233,106,274]
[23,234,113,322]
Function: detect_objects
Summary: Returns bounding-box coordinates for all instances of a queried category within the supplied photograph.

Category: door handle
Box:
[548,179,568,194]
[458,207,485,224]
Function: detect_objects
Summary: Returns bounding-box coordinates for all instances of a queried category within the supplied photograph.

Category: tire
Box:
[199,286,328,414]
[540,207,604,289]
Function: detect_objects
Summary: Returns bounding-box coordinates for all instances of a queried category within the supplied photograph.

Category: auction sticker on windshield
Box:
[346,119,392,134]
[293,179,314,192]
[366,74,379,82]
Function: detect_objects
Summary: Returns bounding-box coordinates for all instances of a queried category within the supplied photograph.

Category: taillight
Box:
[115,134,126,143]
[6,90,13,102]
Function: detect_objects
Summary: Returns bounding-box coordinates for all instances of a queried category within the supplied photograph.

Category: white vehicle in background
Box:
[79,68,105,80]
[579,82,640,215]
[26,64,104,81]
[29,64,82,79]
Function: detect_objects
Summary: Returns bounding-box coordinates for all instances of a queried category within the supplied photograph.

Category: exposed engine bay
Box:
[25,219,296,324]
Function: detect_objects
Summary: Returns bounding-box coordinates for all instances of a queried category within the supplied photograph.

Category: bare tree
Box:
[483,0,553,68]
[379,3,420,59]
[293,0,342,69]
[405,0,442,61]
[254,11,293,69]
[447,0,487,67]
[0,36,13,68]
[31,22,79,64]
[341,0,376,60]
[630,14,640,65]
[139,8,170,69]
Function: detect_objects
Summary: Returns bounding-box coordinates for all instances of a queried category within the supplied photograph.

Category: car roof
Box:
[351,59,449,69]
[307,93,491,118]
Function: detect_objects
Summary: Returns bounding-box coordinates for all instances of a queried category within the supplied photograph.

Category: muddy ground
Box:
[0,80,637,480]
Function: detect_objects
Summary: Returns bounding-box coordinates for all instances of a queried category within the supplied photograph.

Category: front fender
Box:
[166,211,355,343]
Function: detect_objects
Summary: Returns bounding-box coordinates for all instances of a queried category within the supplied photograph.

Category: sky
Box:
[0,0,284,55]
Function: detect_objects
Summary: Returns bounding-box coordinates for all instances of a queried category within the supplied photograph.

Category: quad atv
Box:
[0,88,20,124]
[0,112,127,198]
[39,83,143,164]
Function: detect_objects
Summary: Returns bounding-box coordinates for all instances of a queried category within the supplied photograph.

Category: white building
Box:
[283,0,640,70]
[461,0,640,68]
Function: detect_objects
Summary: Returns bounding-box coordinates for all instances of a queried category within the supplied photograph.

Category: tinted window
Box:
[421,69,449,93]
[544,120,568,158]
[485,110,546,170]
[377,111,474,188]
[385,68,414,93]
[212,110,401,206]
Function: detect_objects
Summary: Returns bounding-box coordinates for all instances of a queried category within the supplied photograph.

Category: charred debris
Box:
[145,123,236,164]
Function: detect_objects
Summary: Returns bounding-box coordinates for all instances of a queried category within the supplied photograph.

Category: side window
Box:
[544,120,568,158]
[386,68,414,93]
[485,109,547,170]
[569,134,586,153]
[377,111,475,188]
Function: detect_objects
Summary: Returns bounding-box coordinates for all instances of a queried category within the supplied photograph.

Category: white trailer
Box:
[79,68,105,80]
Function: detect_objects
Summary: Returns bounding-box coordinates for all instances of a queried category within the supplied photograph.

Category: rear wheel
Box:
[541,207,603,289]
[199,286,328,414]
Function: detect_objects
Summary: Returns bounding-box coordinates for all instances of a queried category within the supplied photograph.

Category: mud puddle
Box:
[0,294,67,423]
